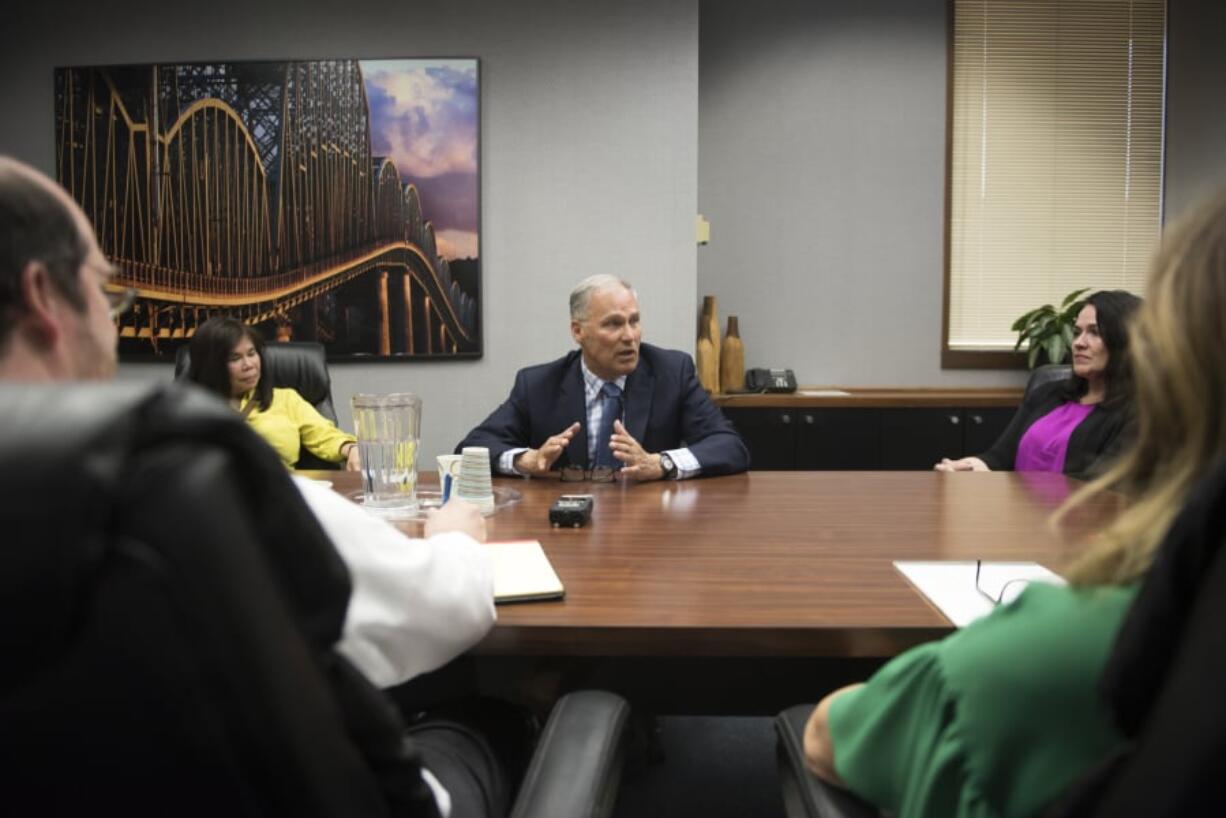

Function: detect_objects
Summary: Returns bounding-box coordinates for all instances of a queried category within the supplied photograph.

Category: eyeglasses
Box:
[974,560,1032,607]
[106,287,137,319]
[79,258,133,319]
[560,465,616,483]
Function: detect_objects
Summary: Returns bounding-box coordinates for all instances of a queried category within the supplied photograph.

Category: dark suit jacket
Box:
[457,343,749,476]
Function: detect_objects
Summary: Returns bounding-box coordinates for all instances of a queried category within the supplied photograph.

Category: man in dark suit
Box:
[458,275,749,480]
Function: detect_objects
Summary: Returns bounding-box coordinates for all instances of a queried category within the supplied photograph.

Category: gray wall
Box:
[698,0,1226,389]
[4,0,1225,456]
[0,0,699,463]
[698,0,1021,388]
[1164,0,1226,220]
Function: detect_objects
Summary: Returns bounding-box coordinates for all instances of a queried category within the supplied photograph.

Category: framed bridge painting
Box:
[54,58,482,361]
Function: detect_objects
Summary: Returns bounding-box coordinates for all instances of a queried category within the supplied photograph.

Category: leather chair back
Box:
[175,341,338,424]
[0,382,437,818]
[1024,363,1073,400]
[1047,456,1226,817]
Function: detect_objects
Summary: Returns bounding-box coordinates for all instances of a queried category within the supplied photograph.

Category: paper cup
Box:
[456,446,496,515]
[436,454,463,502]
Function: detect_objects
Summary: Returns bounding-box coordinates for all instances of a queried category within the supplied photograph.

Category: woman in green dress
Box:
[802,188,1226,818]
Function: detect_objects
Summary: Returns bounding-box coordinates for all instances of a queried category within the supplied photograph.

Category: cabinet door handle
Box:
[971,414,983,425]
[948,414,960,425]
[781,413,792,425]
[803,414,815,425]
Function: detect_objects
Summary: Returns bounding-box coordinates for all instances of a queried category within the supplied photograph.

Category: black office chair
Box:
[774,456,1226,818]
[1044,455,1226,817]
[0,382,629,818]
[774,707,879,818]
[175,340,342,470]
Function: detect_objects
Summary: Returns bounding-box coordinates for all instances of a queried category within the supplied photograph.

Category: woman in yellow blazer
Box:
[186,317,360,470]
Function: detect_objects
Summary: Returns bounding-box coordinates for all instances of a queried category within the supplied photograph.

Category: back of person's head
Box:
[187,316,272,409]
[1063,190,1226,585]
[1067,289,1143,408]
[0,158,88,351]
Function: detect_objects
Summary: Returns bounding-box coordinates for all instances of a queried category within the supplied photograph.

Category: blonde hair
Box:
[1060,189,1226,586]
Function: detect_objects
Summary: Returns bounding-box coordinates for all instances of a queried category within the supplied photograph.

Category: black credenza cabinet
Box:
[722,405,1016,470]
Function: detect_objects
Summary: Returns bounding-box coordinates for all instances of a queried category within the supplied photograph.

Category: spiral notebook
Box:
[486,540,566,604]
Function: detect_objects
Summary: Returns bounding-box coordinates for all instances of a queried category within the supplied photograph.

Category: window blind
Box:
[947,0,1165,352]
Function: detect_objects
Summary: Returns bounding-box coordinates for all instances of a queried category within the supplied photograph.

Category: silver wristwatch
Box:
[659,452,678,480]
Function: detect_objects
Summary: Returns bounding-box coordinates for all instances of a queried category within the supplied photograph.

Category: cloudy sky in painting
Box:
[362,59,478,260]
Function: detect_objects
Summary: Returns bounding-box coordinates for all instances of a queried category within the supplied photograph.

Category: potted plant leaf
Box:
[1011,287,1090,369]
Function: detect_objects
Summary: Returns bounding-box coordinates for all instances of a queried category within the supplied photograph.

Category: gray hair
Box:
[569,274,635,321]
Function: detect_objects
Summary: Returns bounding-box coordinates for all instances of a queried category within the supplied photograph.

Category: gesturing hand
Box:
[514,422,581,476]
[610,420,665,481]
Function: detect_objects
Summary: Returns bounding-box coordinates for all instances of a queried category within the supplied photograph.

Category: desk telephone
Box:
[744,368,798,393]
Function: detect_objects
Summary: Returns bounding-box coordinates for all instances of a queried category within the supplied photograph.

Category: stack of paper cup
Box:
[455,446,496,515]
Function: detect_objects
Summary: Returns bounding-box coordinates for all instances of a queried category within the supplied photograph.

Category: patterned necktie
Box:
[593,381,624,468]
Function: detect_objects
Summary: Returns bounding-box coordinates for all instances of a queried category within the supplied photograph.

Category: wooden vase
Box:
[696,319,719,395]
[720,315,745,392]
[699,295,721,393]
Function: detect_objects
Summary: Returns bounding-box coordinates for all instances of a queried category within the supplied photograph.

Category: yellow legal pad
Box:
[486,540,566,604]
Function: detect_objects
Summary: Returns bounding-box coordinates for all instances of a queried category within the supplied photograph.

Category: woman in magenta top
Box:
[936,290,1142,479]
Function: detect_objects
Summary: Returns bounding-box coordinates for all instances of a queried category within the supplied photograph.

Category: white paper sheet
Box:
[893,560,1066,627]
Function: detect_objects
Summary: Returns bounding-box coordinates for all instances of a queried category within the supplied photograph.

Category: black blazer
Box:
[979,381,1131,479]
[457,343,750,476]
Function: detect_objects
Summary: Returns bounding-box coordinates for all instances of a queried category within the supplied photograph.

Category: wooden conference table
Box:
[318,470,1120,660]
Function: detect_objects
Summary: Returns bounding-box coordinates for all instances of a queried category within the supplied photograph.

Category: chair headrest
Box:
[0,380,232,504]
[1024,364,1072,399]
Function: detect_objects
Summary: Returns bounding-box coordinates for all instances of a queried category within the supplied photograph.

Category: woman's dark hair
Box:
[186,316,272,410]
[1063,289,1143,409]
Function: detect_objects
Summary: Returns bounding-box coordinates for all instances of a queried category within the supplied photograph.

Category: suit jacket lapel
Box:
[624,357,653,446]
[558,357,589,467]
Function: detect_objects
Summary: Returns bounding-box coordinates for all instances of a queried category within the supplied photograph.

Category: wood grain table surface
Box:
[315,470,1120,659]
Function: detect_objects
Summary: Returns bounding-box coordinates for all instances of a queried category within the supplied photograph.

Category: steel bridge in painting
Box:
[55,60,477,356]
